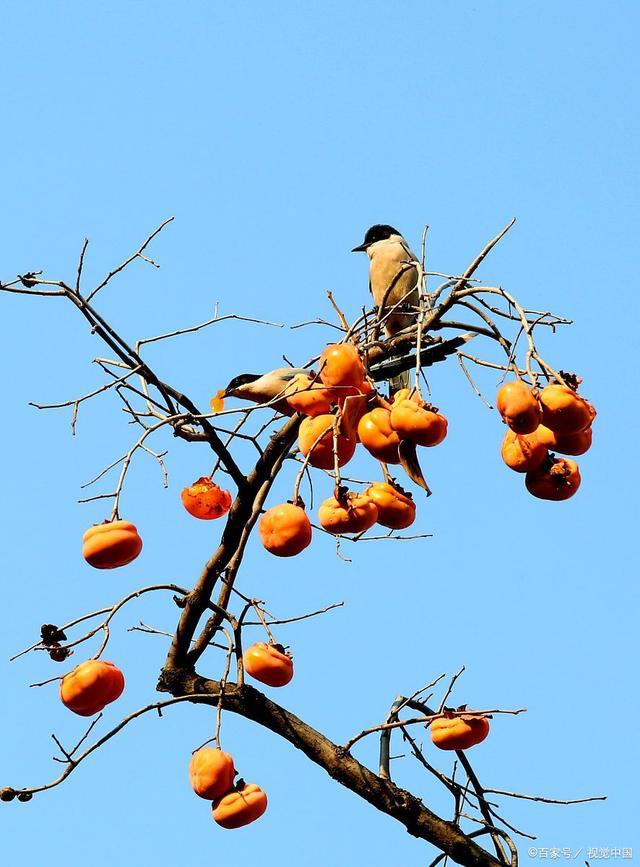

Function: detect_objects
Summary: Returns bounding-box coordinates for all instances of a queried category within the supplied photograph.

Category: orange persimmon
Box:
[319,343,365,389]
[539,384,596,434]
[298,414,356,470]
[534,424,593,456]
[181,477,232,520]
[284,373,337,417]
[259,503,312,557]
[392,387,412,403]
[82,520,142,569]
[357,408,401,464]
[364,482,416,530]
[390,395,448,447]
[210,390,225,413]
[60,660,125,717]
[525,456,581,501]
[189,748,236,800]
[500,430,548,473]
[496,380,542,434]
[318,491,378,535]
[212,782,268,829]
[243,642,293,687]
[430,714,490,751]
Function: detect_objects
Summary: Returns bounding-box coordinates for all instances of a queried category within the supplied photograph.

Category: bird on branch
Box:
[352,224,420,392]
[222,368,306,415]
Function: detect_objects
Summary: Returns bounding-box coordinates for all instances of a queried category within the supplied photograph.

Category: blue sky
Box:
[1,1,638,864]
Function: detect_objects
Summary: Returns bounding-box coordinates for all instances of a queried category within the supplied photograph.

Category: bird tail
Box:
[388,368,411,396]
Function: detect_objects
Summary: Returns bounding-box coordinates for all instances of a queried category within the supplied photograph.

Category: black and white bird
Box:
[352,224,420,390]
[222,368,307,415]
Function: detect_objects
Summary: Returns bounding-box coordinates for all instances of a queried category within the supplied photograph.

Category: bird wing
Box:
[399,238,419,265]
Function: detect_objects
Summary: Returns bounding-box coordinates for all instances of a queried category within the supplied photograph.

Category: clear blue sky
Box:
[1,2,638,864]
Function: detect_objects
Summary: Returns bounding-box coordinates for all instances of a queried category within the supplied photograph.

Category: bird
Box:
[222,368,308,415]
[352,224,420,390]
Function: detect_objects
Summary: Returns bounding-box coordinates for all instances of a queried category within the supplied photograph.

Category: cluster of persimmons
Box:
[57,655,490,829]
[63,345,595,829]
[56,645,294,827]
[260,343,447,557]
[497,377,596,501]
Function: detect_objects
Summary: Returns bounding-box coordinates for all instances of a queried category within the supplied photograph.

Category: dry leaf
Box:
[398,440,432,495]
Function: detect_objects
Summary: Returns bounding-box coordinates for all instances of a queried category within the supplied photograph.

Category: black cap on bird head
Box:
[352,224,402,252]
[223,373,261,396]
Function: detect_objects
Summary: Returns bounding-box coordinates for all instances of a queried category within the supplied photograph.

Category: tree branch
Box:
[158,670,503,867]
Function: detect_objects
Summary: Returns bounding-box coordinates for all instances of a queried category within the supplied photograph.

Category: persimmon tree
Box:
[0,219,603,866]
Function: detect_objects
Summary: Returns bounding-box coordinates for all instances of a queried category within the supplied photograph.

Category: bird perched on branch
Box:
[352,224,420,391]
[222,368,307,415]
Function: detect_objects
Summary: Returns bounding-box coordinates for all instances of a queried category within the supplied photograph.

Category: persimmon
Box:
[535,424,593,456]
[82,520,142,569]
[364,482,416,530]
[212,782,268,829]
[259,503,311,557]
[390,395,448,447]
[318,491,378,535]
[335,377,374,403]
[189,748,236,800]
[319,343,365,389]
[525,456,581,501]
[60,660,124,717]
[357,408,401,464]
[298,414,356,470]
[284,373,337,417]
[430,714,490,751]
[539,383,596,434]
[496,380,542,434]
[392,387,412,403]
[210,390,225,413]
[243,642,293,687]
[500,430,547,473]
[181,477,232,520]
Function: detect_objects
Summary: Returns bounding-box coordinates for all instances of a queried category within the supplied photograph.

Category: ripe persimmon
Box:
[259,504,312,557]
[430,714,490,751]
[285,374,336,417]
[189,748,236,800]
[525,456,581,501]
[181,477,232,520]
[539,383,596,434]
[364,482,416,530]
[82,520,142,569]
[496,380,542,435]
[298,414,356,470]
[390,394,448,447]
[60,660,125,717]
[535,424,592,456]
[357,408,401,464]
[212,783,267,829]
[243,642,293,687]
[319,343,365,389]
[318,491,378,535]
[500,430,548,473]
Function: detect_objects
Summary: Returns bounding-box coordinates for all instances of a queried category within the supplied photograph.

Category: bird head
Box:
[351,224,403,252]
[222,373,262,398]
[222,368,309,412]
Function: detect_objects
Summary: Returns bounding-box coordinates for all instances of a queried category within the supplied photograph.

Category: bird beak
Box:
[351,242,369,252]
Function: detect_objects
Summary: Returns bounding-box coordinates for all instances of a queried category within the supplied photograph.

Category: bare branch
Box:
[2,694,218,798]
[85,217,175,302]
